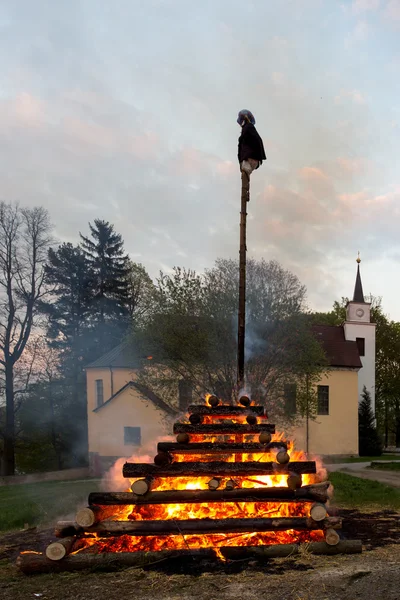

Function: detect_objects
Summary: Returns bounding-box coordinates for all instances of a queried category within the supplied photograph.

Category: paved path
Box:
[327,460,400,488]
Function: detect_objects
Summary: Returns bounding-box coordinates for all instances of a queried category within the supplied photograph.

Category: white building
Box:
[344,256,376,414]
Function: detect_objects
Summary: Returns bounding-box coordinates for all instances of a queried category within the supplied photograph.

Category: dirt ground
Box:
[1,510,399,600]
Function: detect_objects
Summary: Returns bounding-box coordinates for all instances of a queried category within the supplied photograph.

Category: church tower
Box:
[343,254,376,414]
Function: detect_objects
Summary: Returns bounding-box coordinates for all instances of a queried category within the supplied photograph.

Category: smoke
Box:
[100,434,176,492]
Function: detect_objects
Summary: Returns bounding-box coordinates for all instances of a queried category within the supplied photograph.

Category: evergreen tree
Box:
[80,219,130,325]
[359,386,382,456]
[42,243,94,364]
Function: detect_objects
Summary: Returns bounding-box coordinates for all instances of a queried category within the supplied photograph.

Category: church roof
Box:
[353,262,365,303]
[92,380,177,416]
[312,325,362,369]
[85,342,138,369]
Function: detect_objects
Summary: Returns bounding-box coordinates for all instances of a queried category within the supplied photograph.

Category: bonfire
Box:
[17,394,361,574]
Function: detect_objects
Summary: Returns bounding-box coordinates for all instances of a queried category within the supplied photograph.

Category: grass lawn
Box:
[369,461,400,471]
[325,454,400,464]
[0,479,100,533]
[330,471,400,510]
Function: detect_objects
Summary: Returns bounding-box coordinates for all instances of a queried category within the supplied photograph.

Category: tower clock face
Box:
[356,308,365,318]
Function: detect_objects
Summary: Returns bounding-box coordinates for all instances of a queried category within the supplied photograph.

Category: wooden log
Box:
[154,452,172,466]
[246,415,258,425]
[259,432,272,444]
[208,477,221,490]
[131,478,153,495]
[176,433,190,443]
[189,413,203,425]
[239,395,251,406]
[208,395,220,407]
[45,538,76,561]
[75,507,101,528]
[16,549,217,574]
[276,450,290,465]
[16,540,362,574]
[325,528,340,546]
[225,479,237,490]
[287,474,302,490]
[54,521,82,538]
[158,441,287,454]
[89,482,331,506]
[122,460,316,478]
[173,423,275,434]
[188,405,265,416]
[309,503,327,522]
[81,516,340,536]
[306,540,361,555]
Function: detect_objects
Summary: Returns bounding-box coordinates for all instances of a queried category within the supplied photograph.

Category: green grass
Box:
[369,461,400,471]
[0,479,100,532]
[325,454,400,464]
[329,471,400,510]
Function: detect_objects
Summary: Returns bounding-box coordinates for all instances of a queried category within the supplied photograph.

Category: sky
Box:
[1,0,400,317]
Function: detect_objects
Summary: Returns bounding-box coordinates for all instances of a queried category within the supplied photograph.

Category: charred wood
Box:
[77,516,341,536]
[157,441,287,454]
[187,405,265,416]
[173,423,275,434]
[88,482,331,506]
[122,460,316,478]
[16,540,362,574]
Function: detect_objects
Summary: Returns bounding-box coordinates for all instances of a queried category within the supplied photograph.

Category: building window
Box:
[95,379,104,407]
[317,386,329,415]
[284,383,297,415]
[356,337,365,357]
[124,427,141,446]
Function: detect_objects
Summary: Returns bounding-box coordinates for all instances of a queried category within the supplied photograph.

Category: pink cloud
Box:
[385,0,400,20]
[299,166,329,181]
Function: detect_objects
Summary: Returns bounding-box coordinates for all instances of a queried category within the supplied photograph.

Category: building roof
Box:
[92,380,178,416]
[312,325,362,369]
[85,343,138,369]
[353,262,365,303]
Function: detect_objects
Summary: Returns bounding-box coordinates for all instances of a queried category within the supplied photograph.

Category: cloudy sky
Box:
[1,0,400,317]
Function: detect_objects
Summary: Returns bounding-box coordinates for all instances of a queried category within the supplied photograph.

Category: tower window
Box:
[95,379,104,407]
[356,337,365,357]
[317,386,329,415]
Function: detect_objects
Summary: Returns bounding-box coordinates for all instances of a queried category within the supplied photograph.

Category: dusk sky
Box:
[1,0,400,317]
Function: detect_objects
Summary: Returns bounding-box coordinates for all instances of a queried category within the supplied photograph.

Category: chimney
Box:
[178,379,193,411]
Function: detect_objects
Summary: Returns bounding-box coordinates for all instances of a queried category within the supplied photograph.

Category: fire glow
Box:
[70,406,327,555]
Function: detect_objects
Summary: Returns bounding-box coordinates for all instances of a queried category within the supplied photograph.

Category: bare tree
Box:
[0,202,52,475]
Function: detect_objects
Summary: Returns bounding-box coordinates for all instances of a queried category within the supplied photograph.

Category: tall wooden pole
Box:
[237,171,250,390]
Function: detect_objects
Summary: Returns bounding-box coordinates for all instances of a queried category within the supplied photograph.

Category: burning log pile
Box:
[17,395,361,574]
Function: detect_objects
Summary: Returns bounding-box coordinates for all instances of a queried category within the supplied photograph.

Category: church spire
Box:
[353,252,365,303]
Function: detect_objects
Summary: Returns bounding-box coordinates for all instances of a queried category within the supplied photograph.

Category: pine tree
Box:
[43,243,94,358]
[359,386,382,456]
[80,219,130,324]
[40,243,95,465]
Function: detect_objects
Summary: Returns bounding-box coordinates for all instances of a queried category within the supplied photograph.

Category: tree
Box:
[0,202,52,475]
[80,219,130,348]
[133,258,326,421]
[359,386,382,456]
[126,261,157,326]
[38,243,95,463]
[42,243,94,359]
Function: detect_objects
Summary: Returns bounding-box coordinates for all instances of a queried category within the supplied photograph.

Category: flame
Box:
[72,529,324,555]
[33,404,329,560]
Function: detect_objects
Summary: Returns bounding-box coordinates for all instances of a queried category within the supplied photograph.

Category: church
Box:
[293,257,375,456]
[86,258,375,470]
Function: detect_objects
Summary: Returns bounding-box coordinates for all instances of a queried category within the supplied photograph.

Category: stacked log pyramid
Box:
[17,395,361,574]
